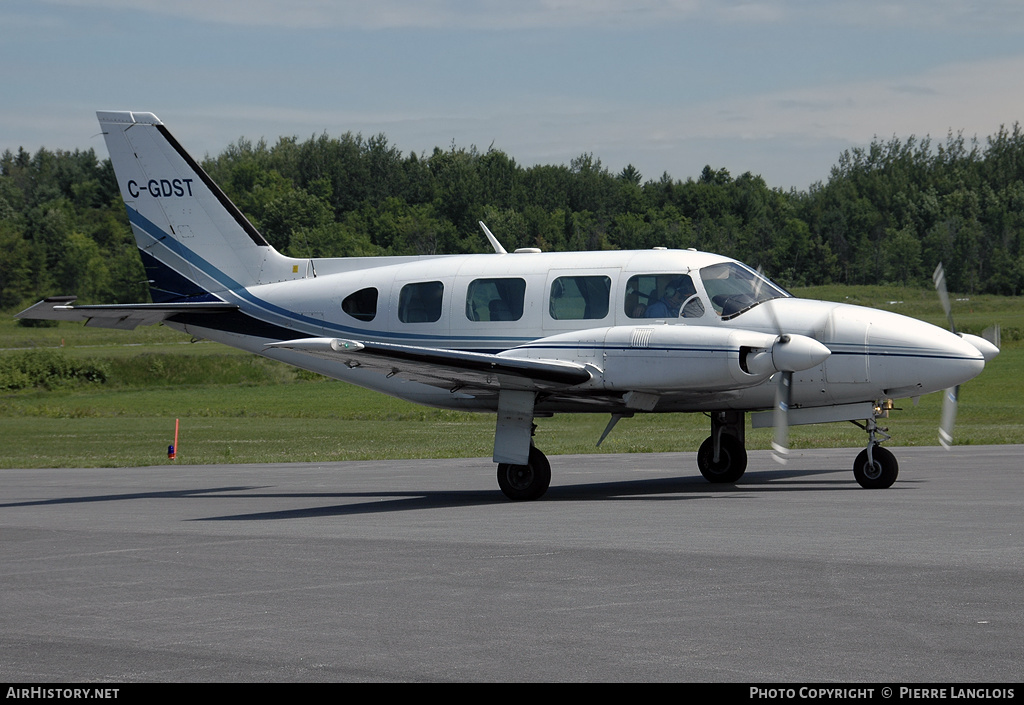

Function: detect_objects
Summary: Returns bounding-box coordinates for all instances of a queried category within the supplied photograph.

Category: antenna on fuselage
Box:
[479,221,507,255]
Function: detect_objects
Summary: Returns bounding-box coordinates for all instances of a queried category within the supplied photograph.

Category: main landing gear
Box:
[496,446,551,501]
[697,411,748,483]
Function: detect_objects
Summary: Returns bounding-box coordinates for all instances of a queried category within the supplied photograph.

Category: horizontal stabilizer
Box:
[15,297,237,330]
[266,337,592,392]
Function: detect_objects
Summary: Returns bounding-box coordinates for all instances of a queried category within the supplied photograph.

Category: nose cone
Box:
[926,329,987,389]
[861,309,987,395]
[960,333,1000,363]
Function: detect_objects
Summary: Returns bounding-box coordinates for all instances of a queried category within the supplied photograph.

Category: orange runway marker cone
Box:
[168,418,179,460]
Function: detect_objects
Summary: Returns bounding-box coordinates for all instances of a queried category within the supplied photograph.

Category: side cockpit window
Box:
[341,287,378,322]
[399,281,444,323]
[466,278,526,322]
[625,274,704,319]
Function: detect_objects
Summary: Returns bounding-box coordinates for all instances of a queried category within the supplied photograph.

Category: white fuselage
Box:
[167,247,987,415]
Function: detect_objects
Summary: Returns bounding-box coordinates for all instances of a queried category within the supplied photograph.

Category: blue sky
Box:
[3,1,1024,189]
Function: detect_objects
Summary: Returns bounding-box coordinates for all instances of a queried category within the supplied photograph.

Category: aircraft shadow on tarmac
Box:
[195,465,890,521]
[1,466,914,521]
[0,486,260,509]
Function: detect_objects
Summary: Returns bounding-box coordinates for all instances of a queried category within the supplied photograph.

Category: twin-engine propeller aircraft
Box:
[17,111,1000,500]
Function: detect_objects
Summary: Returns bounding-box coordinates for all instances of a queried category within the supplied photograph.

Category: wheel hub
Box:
[862,460,883,480]
[507,465,534,490]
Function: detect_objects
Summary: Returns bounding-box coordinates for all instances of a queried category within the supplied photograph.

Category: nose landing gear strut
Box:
[851,402,898,489]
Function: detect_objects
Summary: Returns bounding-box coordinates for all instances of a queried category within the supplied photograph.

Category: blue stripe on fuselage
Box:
[127,206,530,347]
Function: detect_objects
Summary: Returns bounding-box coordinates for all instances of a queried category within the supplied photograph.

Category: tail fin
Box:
[97,111,302,302]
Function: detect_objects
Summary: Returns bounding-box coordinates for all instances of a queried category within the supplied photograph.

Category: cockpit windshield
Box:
[699,262,790,319]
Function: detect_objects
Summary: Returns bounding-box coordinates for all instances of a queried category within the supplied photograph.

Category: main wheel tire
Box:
[496,447,551,501]
[853,445,899,489]
[697,435,747,484]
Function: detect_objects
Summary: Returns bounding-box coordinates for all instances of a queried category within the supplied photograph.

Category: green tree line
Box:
[4,124,1024,311]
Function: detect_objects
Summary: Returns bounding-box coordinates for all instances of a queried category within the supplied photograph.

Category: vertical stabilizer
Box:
[97,111,301,301]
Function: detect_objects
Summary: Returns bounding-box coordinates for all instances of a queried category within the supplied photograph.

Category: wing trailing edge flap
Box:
[15,296,238,330]
[266,337,592,393]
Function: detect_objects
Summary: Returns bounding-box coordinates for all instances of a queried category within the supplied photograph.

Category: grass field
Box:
[1,285,1021,469]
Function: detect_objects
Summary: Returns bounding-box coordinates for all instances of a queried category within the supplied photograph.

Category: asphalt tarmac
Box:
[2,446,1021,683]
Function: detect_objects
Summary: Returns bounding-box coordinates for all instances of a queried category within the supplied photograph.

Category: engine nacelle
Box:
[501,325,830,393]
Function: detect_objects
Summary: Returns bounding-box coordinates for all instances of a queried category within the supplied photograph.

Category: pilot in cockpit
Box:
[646,277,700,318]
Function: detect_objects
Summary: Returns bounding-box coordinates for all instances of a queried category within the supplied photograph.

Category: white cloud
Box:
[749,55,1024,144]
[39,0,1024,31]
[417,53,1024,185]
[40,0,704,30]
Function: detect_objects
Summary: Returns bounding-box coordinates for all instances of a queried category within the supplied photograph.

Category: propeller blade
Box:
[939,385,959,450]
[772,371,792,464]
[983,324,1001,350]
[756,266,799,464]
[932,262,956,334]
[755,264,785,333]
[933,263,962,451]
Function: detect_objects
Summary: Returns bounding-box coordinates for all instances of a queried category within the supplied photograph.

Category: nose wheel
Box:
[851,405,899,488]
[853,445,899,489]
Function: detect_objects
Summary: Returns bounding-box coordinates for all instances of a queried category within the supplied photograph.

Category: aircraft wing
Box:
[266,337,592,393]
[15,296,238,330]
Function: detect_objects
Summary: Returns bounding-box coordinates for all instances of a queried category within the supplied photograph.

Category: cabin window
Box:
[398,281,444,323]
[466,278,526,322]
[625,274,704,319]
[549,275,610,320]
[341,287,378,322]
